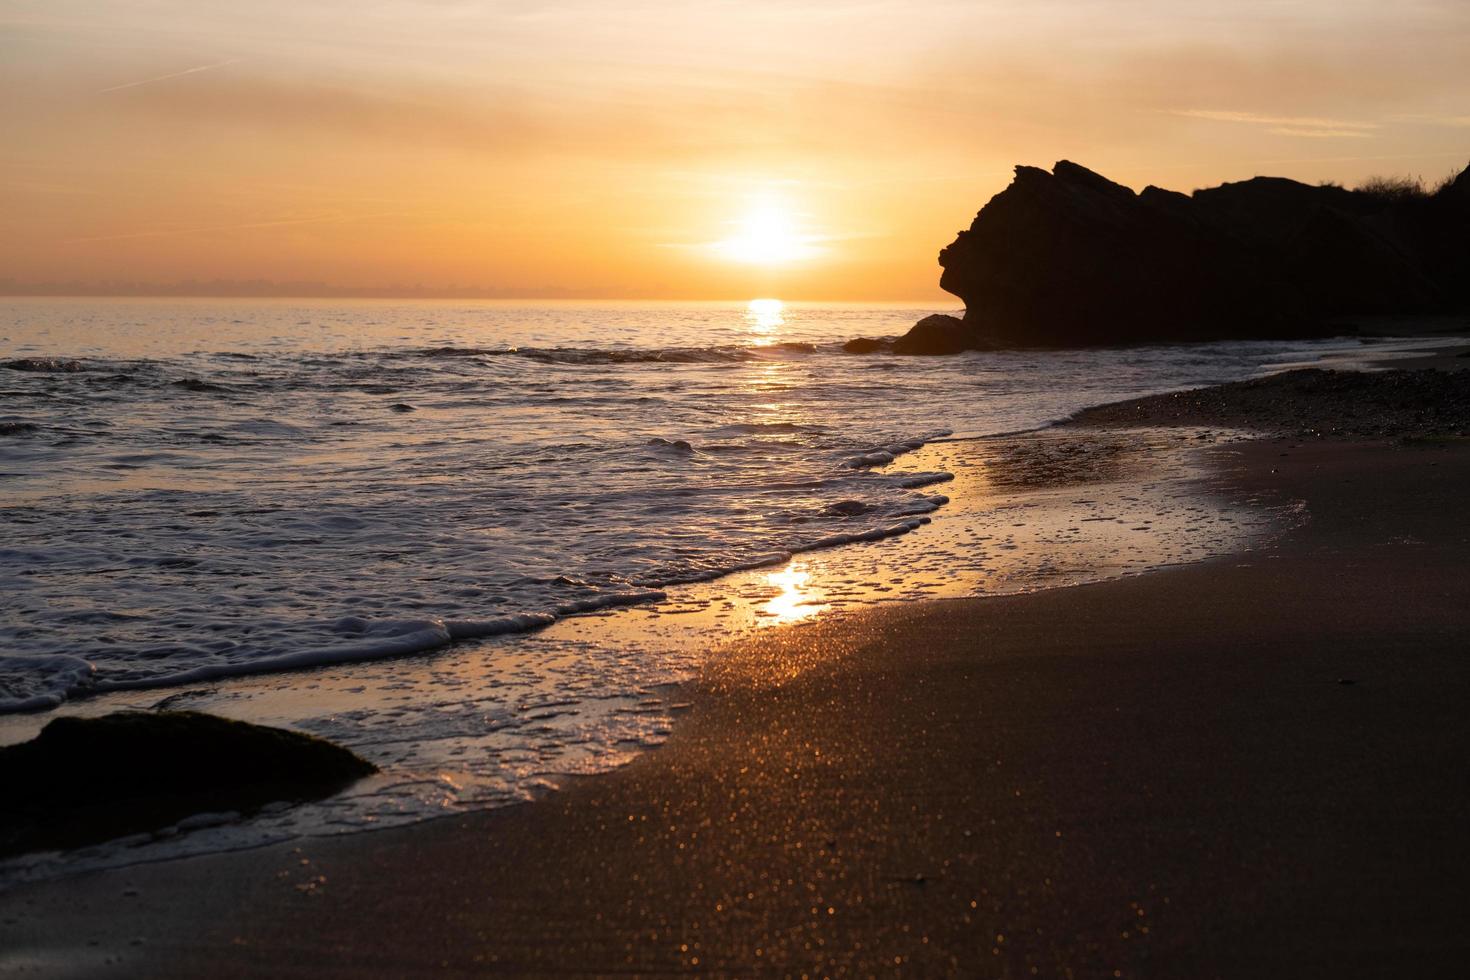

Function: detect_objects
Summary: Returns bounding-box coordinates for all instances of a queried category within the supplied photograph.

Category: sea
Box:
[0,297,1421,882]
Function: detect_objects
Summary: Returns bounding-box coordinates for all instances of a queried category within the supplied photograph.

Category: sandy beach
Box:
[8,2,1470,974]
[3,361,1469,979]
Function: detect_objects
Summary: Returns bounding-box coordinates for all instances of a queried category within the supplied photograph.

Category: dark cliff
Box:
[926,160,1470,349]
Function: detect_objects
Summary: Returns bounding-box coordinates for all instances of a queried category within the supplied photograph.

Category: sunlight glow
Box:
[745,297,785,345]
[762,562,830,624]
[711,196,824,265]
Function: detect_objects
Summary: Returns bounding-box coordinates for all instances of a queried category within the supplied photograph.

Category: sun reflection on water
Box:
[762,562,830,624]
[745,297,785,346]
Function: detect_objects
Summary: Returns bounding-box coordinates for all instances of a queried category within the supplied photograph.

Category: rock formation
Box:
[0,711,376,857]
[893,159,1470,350]
[891,314,970,355]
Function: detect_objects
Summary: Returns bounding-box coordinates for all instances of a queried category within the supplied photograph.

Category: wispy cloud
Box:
[1391,113,1470,128]
[1257,150,1470,166]
[98,59,241,95]
[1264,126,1375,139]
[1173,109,1378,139]
[62,211,402,245]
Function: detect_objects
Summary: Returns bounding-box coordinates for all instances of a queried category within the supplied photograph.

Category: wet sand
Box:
[4,388,1470,977]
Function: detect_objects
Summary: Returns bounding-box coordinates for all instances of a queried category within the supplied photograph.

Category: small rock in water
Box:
[389,403,416,412]
[892,314,976,356]
[843,337,889,354]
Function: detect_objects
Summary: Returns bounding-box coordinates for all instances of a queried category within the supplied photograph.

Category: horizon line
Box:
[0,287,954,305]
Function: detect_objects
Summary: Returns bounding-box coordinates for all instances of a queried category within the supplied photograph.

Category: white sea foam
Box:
[92,619,455,693]
[855,451,892,467]
[551,590,669,616]
[0,655,96,712]
[445,613,558,639]
[897,472,956,489]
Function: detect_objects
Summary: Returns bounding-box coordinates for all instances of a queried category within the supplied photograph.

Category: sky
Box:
[2,1,1468,300]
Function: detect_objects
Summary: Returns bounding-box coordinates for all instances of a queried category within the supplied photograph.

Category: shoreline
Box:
[0,333,1449,726]
[2,352,1468,976]
[0,397,1291,887]
[4,431,1468,976]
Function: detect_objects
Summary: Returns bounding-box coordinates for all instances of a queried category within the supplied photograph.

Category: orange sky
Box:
[3,1,1468,300]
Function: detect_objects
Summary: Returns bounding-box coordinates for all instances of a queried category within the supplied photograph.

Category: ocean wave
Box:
[0,655,97,712]
[0,402,963,714]
[896,472,956,489]
[842,432,950,469]
[397,342,831,364]
[0,477,952,710]
[2,358,88,373]
[172,377,233,393]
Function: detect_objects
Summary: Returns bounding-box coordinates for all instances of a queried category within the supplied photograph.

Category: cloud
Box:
[61,211,404,245]
[1265,127,1374,139]
[91,70,546,155]
[1392,113,1470,128]
[1257,150,1470,166]
[97,59,241,95]
[1173,109,1378,139]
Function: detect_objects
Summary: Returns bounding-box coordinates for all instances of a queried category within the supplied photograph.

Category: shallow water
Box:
[0,297,1393,882]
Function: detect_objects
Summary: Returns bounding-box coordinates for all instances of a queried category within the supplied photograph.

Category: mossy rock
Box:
[0,711,376,858]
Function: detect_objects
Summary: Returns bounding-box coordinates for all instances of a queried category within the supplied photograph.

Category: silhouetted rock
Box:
[927,160,1470,348]
[842,337,891,354]
[892,314,975,355]
[0,711,376,857]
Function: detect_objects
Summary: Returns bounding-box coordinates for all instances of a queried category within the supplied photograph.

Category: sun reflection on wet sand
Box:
[538,427,1289,660]
[745,298,785,345]
[760,562,830,623]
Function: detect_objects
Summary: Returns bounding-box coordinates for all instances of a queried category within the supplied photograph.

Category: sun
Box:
[711,195,823,265]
